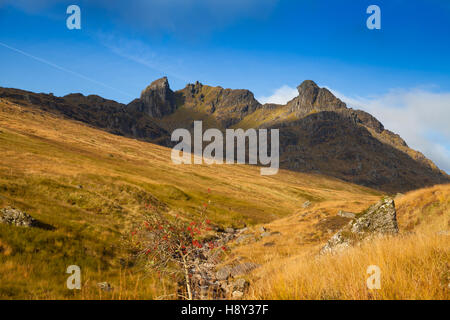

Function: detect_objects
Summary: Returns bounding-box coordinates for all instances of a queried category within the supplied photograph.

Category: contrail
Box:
[0,41,134,98]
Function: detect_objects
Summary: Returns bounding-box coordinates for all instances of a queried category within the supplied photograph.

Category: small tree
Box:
[130,192,224,300]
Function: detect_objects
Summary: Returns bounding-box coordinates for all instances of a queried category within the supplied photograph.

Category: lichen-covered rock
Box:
[0,207,36,227]
[232,278,249,292]
[321,198,398,254]
[337,210,356,219]
[230,262,260,277]
[216,266,232,281]
[350,198,398,235]
[302,201,311,208]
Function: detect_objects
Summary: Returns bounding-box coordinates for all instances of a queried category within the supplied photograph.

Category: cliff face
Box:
[1,78,448,193]
[288,80,346,114]
[127,77,177,119]
[177,80,262,128]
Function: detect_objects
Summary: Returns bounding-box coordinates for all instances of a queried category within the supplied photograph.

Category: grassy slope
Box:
[0,99,382,299]
[233,185,449,300]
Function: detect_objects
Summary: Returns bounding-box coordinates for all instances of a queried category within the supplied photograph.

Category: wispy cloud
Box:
[257,85,298,104]
[259,84,450,173]
[1,0,278,36]
[329,87,450,174]
[0,41,133,98]
[97,33,189,82]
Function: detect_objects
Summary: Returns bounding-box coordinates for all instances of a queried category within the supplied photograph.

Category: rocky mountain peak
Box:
[292,80,346,111]
[128,77,176,118]
[297,80,320,96]
[140,76,171,101]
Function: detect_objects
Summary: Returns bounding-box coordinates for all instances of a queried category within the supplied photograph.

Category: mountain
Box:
[0,78,448,193]
[0,87,170,145]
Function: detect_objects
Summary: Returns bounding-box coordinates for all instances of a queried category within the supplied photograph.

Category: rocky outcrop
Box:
[288,80,346,114]
[320,198,399,254]
[184,227,260,299]
[0,207,36,227]
[127,77,177,118]
[178,81,261,128]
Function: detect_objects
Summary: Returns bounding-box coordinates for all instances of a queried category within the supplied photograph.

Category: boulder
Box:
[321,198,399,254]
[0,207,36,227]
[224,227,235,234]
[216,266,232,281]
[230,262,260,277]
[232,278,249,292]
[337,210,356,219]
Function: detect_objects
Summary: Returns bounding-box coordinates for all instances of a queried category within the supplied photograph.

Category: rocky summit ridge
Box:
[0,78,448,193]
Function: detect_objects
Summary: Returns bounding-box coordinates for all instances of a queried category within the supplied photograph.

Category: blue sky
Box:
[0,0,449,172]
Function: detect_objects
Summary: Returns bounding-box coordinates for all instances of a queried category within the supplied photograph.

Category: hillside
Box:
[1,78,448,193]
[227,184,450,300]
[0,97,383,299]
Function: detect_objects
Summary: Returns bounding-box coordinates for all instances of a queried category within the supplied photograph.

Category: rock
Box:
[235,234,254,244]
[216,266,232,281]
[321,198,398,254]
[263,241,275,247]
[224,227,235,234]
[302,201,311,208]
[0,207,36,227]
[129,77,177,118]
[230,262,260,277]
[97,282,112,292]
[337,210,356,219]
[232,290,244,299]
[232,278,249,292]
[350,198,398,235]
[295,80,346,111]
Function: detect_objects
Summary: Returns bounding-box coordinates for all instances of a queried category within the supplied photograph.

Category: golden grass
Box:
[233,184,449,300]
[249,230,449,299]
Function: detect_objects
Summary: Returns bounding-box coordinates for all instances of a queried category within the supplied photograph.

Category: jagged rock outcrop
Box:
[0,207,37,227]
[289,80,346,114]
[320,198,399,254]
[127,77,177,118]
[178,81,261,128]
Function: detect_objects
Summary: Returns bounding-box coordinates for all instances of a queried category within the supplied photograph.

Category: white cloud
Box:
[259,84,450,173]
[257,85,298,104]
[97,33,189,82]
[329,87,450,174]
